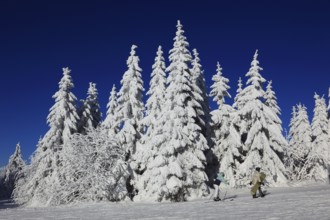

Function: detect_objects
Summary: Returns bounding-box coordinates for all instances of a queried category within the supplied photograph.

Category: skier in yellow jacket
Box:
[250,167,265,198]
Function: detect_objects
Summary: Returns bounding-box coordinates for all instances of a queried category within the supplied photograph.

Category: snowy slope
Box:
[1,184,329,220]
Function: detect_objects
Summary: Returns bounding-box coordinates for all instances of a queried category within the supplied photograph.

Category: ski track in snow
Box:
[1,184,330,220]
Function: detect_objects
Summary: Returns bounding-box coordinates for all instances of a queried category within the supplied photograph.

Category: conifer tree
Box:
[147,21,209,201]
[235,51,287,186]
[116,45,145,199]
[191,49,212,145]
[209,62,241,186]
[288,104,312,180]
[134,46,167,175]
[117,45,145,158]
[1,143,25,199]
[13,67,79,205]
[78,82,102,134]
[233,77,244,110]
[301,94,328,181]
[134,46,168,201]
[103,84,120,137]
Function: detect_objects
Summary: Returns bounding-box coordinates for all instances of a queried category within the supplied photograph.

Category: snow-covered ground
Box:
[1,183,329,220]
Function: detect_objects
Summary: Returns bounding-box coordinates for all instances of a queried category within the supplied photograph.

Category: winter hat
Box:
[255,167,261,172]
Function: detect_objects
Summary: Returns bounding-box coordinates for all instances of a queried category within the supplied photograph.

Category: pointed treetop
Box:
[314,92,320,100]
[130,45,138,55]
[62,67,71,75]
[157,45,163,56]
[111,84,116,92]
[15,142,21,155]
[216,62,222,74]
[254,49,259,60]
[177,20,182,28]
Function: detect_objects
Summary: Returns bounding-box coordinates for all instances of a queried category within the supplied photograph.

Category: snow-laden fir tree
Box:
[117,45,145,158]
[209,62,241,187]
[52,127,129,205]
[288,104,312,180]
[134,46,167,176]
[234,50,287,186]
[191,49,214,179]
[103,84,121,137]
[116,45,144,198]
[78,82,102,134]
[134,46,168,201]
[285,106,299,179]
[233,77,244,111]
[264,80,287,162]
[191,49,212,145]
[13,67,80,206]
[300,94,328,181]
[147,21,209,201]
[265,81,280,116]
[0,143,25,199]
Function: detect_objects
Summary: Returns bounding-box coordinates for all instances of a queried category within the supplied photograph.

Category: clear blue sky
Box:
[1,0,329,167]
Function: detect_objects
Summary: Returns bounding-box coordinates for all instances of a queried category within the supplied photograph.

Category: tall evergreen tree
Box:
[117,45,145,158]
[265,80,280,116]
[233,77,244,110]
[1,143,25,199]
[191,48,212,144]
[288,104,312,180]
[103,84,120,137]
[116,45,145,199]
[264,80,287,161]
[78,82,102,134]
[13,67,79,205]
[235,50,287,186]
[134,46,168,201]
[301,94,328,181]
[152,21,209,201]
[209,62,241,186]
[134,46,167,175]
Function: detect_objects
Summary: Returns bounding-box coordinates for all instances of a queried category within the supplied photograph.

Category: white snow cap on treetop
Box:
[177,20,182,27]
[131,45,137,55]
[62,67,71,75]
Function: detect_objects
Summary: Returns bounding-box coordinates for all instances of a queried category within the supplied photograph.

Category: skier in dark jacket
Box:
[213,172,228,201]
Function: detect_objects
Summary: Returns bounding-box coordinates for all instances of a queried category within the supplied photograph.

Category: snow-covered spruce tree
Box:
[103,84,121,137]
[191,49,212,144]
[234,50,287,186]
[233,77,244,111]
[134,46,167,201]
[264,80,287,162]
[145,21,209,201]
[288,104,312,180]
[51,127,129,205]
[78,82,102,134]
[1,143,25,199]
[300,94,328,181]
[117,45,145,158]
[285,106,299,180]
[134,46,166,175]
[116,45,144,198]
[191,49,214,180]
[209,62,241,187]
[13,67,80,206]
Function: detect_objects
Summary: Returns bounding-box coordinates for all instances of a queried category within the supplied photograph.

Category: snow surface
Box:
[1,184,330,219]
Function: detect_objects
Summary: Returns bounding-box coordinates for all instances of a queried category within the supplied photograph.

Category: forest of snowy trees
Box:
[1,21,330,206]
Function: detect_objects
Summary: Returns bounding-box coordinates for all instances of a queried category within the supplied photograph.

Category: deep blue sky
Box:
[1,0,329,166]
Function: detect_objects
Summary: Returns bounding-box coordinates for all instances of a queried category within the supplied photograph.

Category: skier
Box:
[213,172,227,201]
[250,167,265,198]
